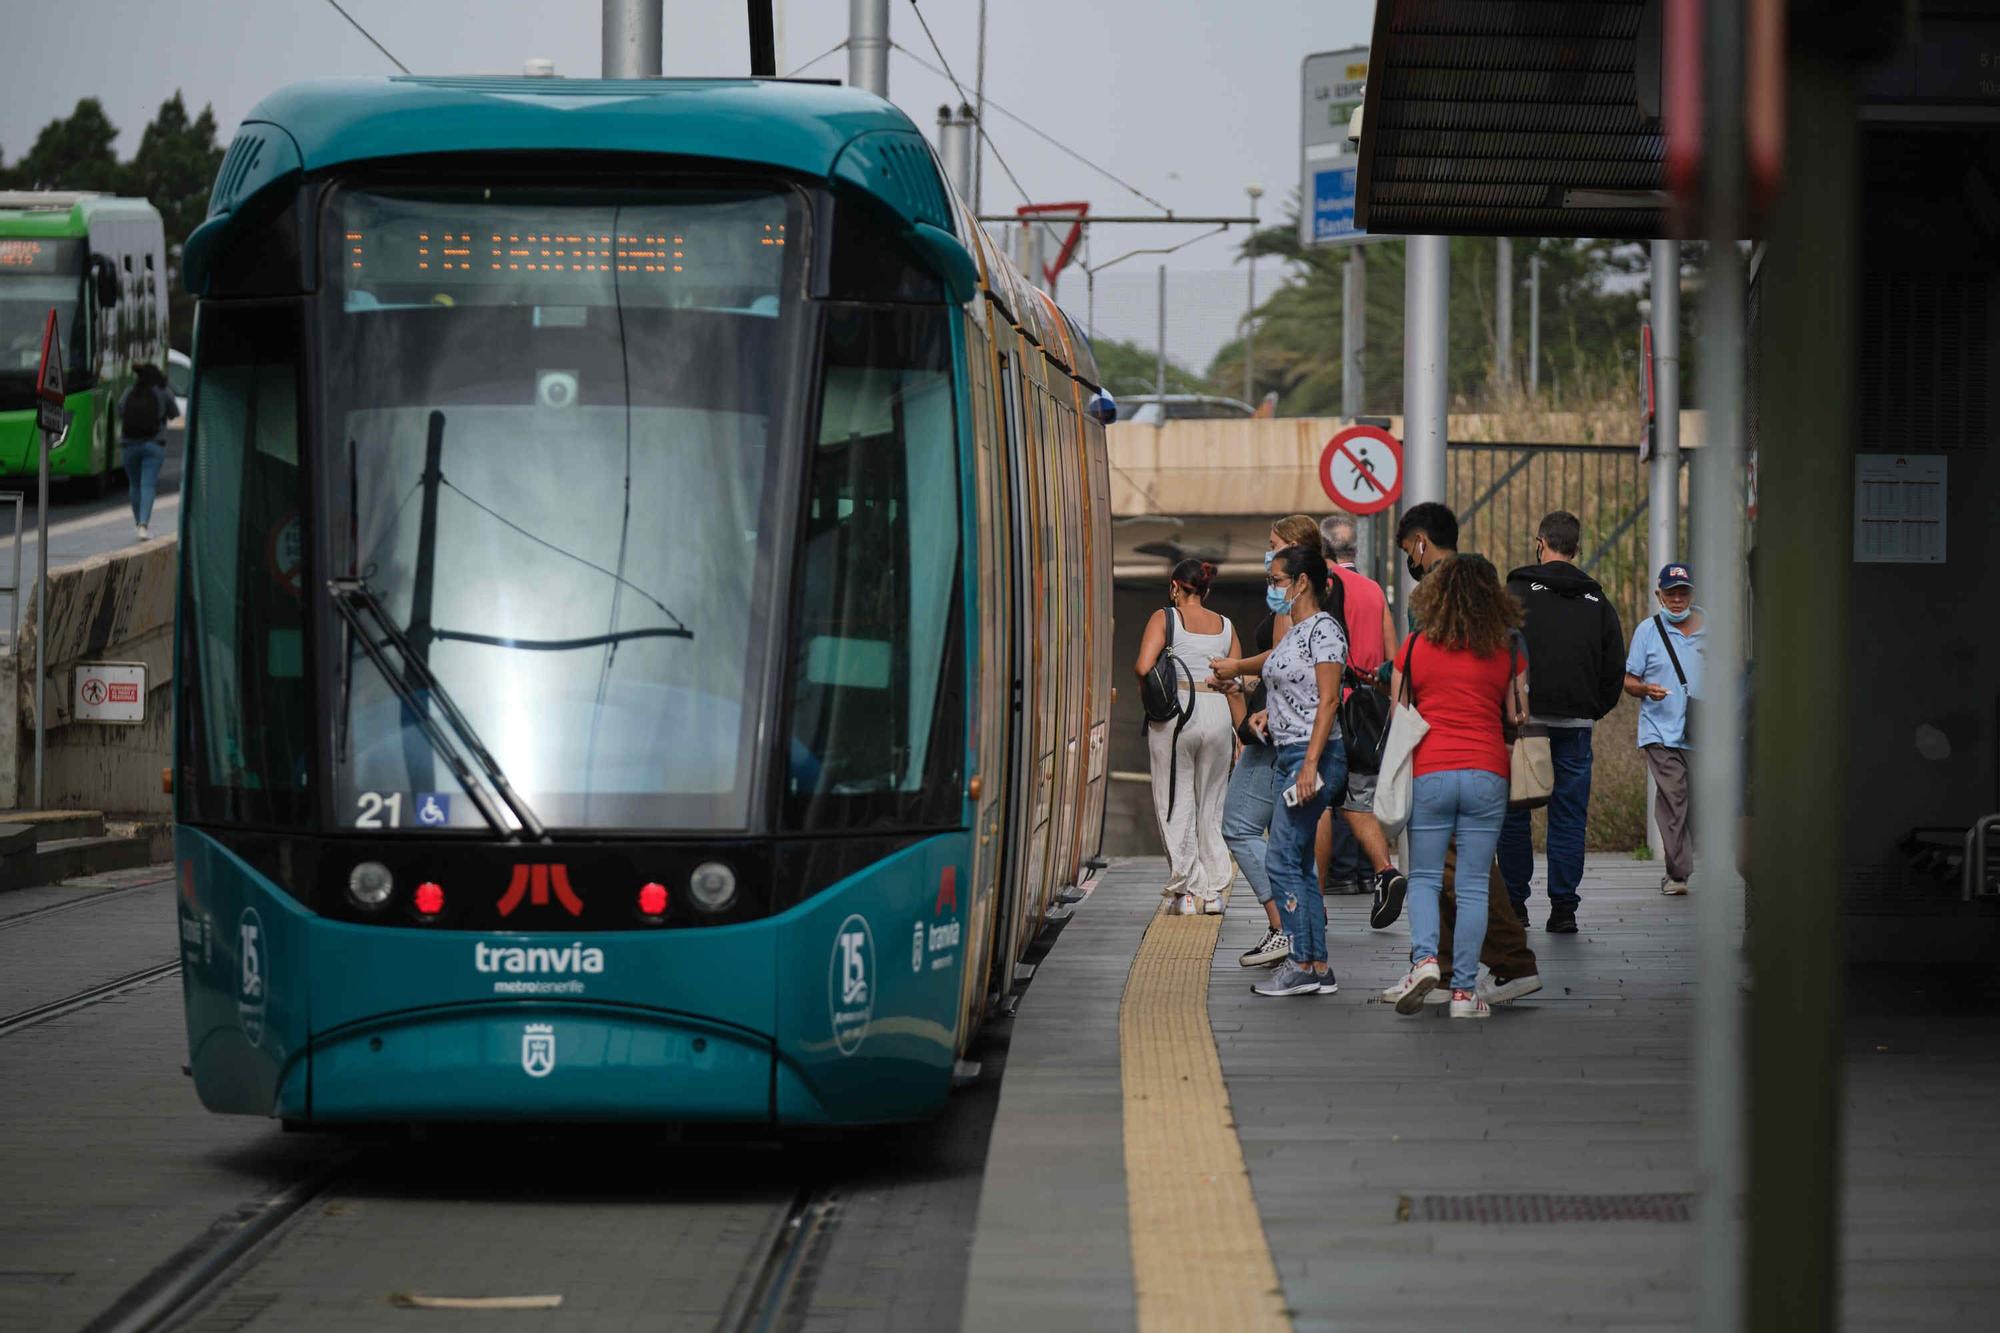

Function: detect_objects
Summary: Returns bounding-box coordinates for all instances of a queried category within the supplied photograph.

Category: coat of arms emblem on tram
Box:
[521,1024,556,1078]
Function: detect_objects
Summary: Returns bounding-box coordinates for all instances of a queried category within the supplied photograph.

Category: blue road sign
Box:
[1311,165,1360,244]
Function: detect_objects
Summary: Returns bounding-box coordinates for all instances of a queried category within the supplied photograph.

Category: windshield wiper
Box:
[330,576,548,843]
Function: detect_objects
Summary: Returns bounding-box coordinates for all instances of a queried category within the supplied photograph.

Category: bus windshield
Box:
[0,237,85,407]
[321,182,804,832]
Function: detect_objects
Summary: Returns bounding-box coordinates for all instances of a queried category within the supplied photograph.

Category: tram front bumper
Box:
[300,1004,774,1123]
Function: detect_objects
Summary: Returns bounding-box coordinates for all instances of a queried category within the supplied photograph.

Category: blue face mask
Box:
[1662,603,1693,624]
[1263,550,1276,570]
[1265,583,1295,615]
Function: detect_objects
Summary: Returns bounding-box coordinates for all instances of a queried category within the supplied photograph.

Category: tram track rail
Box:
[0,959,182,1041]
[0,877,172,933]
[720,1185,843,1333]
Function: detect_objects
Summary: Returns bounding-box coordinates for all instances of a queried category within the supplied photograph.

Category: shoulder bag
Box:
[1338,663,1390,775]
[1371,635,1429,837]
[1505,631,1554,811]
[1651,614,1697,746]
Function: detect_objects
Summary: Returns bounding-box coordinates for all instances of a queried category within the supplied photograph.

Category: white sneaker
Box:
[1381,957,1441,1015]
[1448,990,1491,1019]
[136,524,149,540]
[1662,879,1689,896]
[1480,971,1544,1005]
[1238,930,1291,967]
[1200,895,1225,915]
[1177,894,1198,916]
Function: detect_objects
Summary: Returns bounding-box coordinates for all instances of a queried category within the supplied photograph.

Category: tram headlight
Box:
[347,861,395,911]
[688,862,737,913]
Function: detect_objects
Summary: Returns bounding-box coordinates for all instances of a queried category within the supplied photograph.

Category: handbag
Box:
[1505,631,1554,811]
[1371,635,1429,837]
[1139,608,1195,818]
[1652,614,1698,745]
[1338,665,1389,775]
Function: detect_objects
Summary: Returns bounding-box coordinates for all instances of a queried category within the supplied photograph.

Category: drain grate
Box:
[1398,1192,1693,1224]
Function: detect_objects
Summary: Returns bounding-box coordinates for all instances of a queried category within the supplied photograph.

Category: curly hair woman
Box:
[1381,555,1528,1018]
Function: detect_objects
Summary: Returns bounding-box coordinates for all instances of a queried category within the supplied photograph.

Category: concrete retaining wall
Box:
[11,537,176,814]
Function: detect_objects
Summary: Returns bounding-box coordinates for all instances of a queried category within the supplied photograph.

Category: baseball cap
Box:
[1657,562,1693,590]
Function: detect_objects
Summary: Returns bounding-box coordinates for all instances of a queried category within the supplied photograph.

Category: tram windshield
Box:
[321,182,803,831]
[0,237,85,409]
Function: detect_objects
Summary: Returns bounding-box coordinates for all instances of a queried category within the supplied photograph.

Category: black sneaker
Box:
[1546,906,1578,934]
[1512,899,1530,926]
[1369,866,1408,930]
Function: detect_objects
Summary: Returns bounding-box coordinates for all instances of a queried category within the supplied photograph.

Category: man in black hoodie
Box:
[1499,511,1627,933]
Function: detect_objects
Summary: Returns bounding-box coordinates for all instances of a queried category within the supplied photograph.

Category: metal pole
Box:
[1746,49,1856,1333]
[938,107,973,201]
[1496,237,1514,386]
[1649,241,1683,571]
[1528,252,1542,395]
[1401,234,1449,613]
[34,428,47,808]
[1696,0,1748,1325]
[1343,247,1366,418]
[1154,264,1167,412]
[972,0,988,213]
[847,0,889,97]
[1243,186,1262,404]
[601,0,662,78]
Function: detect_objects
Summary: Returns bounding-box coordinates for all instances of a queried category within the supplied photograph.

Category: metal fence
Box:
[1449,443,1687,637]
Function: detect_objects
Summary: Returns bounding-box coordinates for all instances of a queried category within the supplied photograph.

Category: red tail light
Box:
[638,882,669,917]
[414,882,445,916]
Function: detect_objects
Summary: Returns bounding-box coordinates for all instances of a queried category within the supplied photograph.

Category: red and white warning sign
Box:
[74,662,146,724]
[1318,424,1404,516]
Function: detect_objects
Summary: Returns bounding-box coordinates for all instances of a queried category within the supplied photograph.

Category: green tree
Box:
[15,99,125,192]
[129,93,226,347]
[1089,334,1207,401]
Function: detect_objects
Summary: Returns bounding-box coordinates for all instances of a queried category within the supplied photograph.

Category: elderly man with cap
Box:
[1624,562,1704,895]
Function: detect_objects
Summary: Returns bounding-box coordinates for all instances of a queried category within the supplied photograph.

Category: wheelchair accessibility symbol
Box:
[416,793,451,827]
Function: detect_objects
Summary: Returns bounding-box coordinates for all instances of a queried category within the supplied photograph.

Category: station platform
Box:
[963,856,2000,1332]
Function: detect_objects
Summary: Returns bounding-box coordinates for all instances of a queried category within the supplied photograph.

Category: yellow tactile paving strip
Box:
[1120,909,1291,1332]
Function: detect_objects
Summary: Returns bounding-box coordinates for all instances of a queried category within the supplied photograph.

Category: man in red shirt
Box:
[1317,516,1403,903]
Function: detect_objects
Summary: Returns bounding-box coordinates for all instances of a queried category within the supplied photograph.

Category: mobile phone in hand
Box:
[1282,784,1301,808]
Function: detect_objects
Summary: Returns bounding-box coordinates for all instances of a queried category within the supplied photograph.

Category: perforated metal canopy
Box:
[1354,0,1667,239]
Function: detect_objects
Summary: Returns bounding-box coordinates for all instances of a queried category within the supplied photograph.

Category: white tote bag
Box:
[1372,638,1429,838]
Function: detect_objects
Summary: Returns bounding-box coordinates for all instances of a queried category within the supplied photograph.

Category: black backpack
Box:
[1338,665,1390,775]
[1139,608,1195,817]
[120,385,165,441]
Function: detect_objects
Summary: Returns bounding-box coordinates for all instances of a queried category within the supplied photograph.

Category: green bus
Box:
[0,192,169,486]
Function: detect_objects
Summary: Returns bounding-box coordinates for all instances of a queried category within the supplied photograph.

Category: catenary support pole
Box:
[1401,235,1449,614]
[1243,185,1262,404]
[937,106,973,201]
[1342,247,1366,419]
[972,0,988,213]
[1695,0,1748,1327]
[847,0,889,97]
[1154,264,1167,412]
[1649,241,1683,586]
[34,426,47,807]
[1747,47,1858,1333]
[1528,251,1542,395]
[1496,237,1513,385]
[601,0,662,78]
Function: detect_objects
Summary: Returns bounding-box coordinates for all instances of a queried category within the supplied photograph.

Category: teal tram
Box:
[173,76,1113,1125]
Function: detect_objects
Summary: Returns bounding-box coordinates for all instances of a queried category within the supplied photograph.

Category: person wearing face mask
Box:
[1219,515,1322,965]
[1135,558,1241,915]
[1624,563,1705,896]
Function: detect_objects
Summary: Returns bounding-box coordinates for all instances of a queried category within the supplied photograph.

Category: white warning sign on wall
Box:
[74,662,146,724]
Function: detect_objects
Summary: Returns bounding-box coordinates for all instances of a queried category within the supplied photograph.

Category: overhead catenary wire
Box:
[323,0,410,75]
[783,37,848,79]
[891,29,1173,216]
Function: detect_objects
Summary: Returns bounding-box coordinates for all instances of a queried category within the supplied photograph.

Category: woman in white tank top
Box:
[1133,559,1241,914]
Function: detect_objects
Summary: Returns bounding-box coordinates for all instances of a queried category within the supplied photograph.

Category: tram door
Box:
[957,314,1012,1052]
[996,347,1044,989]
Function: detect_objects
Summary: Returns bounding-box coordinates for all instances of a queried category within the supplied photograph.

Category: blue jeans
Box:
[1408,769,1509,989]
[1221,743,1278,905]
[1498,726,1594,909]
[1269,740,1347,966]
[123,438,166,526]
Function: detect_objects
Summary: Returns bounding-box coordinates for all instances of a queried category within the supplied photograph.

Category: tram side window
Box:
[785,305,962,829]
[178,304,310,825]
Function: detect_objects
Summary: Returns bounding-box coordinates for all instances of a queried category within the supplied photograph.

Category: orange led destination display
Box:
[344,222,784,283]
[0,239,77,275]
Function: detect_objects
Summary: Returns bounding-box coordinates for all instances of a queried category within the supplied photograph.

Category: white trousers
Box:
[1147,693,1235,903]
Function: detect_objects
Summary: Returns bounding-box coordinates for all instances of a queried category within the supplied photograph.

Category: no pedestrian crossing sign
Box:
[1319,424,1403,516]
[34,307,65,435]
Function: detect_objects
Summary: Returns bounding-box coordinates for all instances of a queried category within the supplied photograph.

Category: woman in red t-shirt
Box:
[1382,556,1528,1019]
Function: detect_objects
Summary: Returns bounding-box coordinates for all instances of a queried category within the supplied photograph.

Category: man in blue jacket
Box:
[1499,511,1627,933]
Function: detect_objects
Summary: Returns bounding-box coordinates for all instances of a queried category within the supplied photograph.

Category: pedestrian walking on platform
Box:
[1221,515,1321,966]
[1382,556,1528,1019]
[1135,559,1239,916]
[117,363,178,541]
[1625,563,1705,895]
[1385,505,1543,1004]
[1499,511,1626,933]
[1233,544,1348,996]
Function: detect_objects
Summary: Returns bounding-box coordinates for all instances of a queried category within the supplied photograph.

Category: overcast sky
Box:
[2,0,1376,367]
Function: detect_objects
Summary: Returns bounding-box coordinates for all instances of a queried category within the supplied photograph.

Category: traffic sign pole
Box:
[31,307,64,811]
